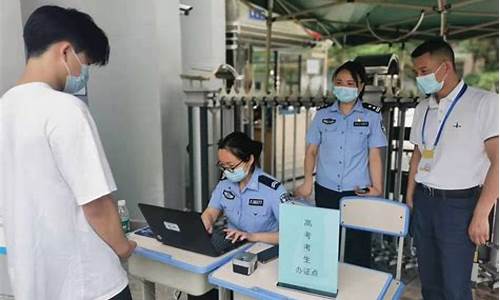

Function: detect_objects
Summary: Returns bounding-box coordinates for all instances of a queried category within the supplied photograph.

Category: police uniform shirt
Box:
[306,100,387,192]
[208,167,288,233]
[410,80,499,189]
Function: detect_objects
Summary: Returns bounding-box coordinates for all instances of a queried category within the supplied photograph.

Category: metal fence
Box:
[185,86,420,211]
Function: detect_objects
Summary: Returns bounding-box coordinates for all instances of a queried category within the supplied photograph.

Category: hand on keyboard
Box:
[224,228,250,243]
[210,227,245,254]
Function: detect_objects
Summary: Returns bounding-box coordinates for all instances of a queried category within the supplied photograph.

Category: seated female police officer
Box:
[295,60,387,267]
[201,132,287,245]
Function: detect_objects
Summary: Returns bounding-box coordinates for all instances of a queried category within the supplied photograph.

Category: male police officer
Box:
[406,39,498,300]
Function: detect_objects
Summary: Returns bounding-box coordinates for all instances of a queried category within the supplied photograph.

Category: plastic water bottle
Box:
[117,200,130,233]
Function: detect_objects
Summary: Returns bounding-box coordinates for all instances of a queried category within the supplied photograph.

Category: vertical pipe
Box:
[281,107,286,182]
[292,106,298,189]
[218,287,231,300]
[385,107,395,199]
[220,100,224,140]
[491,200,499,268]
[249,101,255,139]
[243,102,249,136]
[200,106,210,211]
[207,109,217,199]
[248,45,254,64]
[273,50,279,92]
[187,106,195,210]
[261,103,267,168]
[271,105,277,176]
[264,0,274,94]
[394,107,406,202]
[438,0,448,39]
[233,102,242,132]
[340,227,347,262]
[396,236,405,281]
[298,54,302,94]
[192,106,202,212]
[305,107,311,146]
[322,47,329,94]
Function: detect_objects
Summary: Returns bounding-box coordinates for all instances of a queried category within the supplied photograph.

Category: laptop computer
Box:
[138,203,245,257]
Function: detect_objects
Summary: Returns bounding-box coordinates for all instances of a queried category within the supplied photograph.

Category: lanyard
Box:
[421,84,468,149]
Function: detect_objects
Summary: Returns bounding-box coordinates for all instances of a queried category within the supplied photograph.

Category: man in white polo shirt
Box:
[406,38,498,300]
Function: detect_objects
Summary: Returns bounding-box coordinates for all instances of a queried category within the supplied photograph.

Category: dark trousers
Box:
[413,184,480,300]
[109,286,132,300]
[314,182,372,268]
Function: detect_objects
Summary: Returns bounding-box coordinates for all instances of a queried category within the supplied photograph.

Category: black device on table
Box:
[256,245,279,263]
[138,203,245,257]
[355,187,370,194]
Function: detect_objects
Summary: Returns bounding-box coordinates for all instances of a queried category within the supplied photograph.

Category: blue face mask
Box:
[224,167,248,183]
[416,63,447,95]
[63,49,90,94]
[333,86,358,103]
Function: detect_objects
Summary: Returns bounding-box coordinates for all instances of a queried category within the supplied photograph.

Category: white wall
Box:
[0,0,24,95]
[154,0,188,210]
[180,0,225,89]
[85,0,188,217]
[0,1,23,296]
[82,0,172,220]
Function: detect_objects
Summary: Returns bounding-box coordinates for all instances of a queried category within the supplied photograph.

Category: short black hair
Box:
[218,132,263,172]
[333,60,368,98]
[411,38,455,69]
[23,5,110,65]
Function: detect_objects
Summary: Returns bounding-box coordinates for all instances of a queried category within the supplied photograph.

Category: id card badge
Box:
[419,148,434,172]
[422,149,434,159]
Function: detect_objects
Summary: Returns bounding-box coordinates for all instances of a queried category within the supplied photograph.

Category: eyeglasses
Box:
[216,160,244,173]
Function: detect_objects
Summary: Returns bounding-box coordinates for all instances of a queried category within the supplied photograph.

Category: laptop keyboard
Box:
[210,227,245,255]
[135,226,244,255]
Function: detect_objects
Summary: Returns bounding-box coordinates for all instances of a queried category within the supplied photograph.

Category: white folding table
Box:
[209,243,392,300]
[127,228,251,297]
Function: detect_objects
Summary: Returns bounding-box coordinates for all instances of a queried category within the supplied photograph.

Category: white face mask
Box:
[333,86,358,103]
[416,63,447,95]
[223,167,248,183]
[62,48,89,94]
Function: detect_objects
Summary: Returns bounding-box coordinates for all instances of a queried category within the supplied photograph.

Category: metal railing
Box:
[185,86,420,209]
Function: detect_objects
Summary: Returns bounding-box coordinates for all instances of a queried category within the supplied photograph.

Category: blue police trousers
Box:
[413,183,480,300]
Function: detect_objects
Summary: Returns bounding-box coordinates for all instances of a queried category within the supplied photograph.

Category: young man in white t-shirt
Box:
[0,6,136,300]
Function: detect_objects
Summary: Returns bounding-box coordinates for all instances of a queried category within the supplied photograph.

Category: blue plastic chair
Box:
[340,196,410,300]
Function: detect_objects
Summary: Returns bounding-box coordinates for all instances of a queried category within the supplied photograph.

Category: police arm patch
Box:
[258,175,281,190]
[322,118,336,125]
[280,192,292,203]
[223,189,235,200]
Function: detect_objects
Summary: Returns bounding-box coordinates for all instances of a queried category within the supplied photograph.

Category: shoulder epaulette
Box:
[317,103,333,110]
[258,175,281,190]
[362,102,381,113]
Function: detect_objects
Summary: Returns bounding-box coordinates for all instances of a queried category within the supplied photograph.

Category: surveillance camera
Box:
[179,4,193,16]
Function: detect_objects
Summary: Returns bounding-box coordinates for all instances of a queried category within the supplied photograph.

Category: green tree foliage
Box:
[328,38,498,92]
[464,72,499,92]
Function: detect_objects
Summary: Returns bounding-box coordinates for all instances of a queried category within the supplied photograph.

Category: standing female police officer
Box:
[201,132,288,245]
[295,60,387,267]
